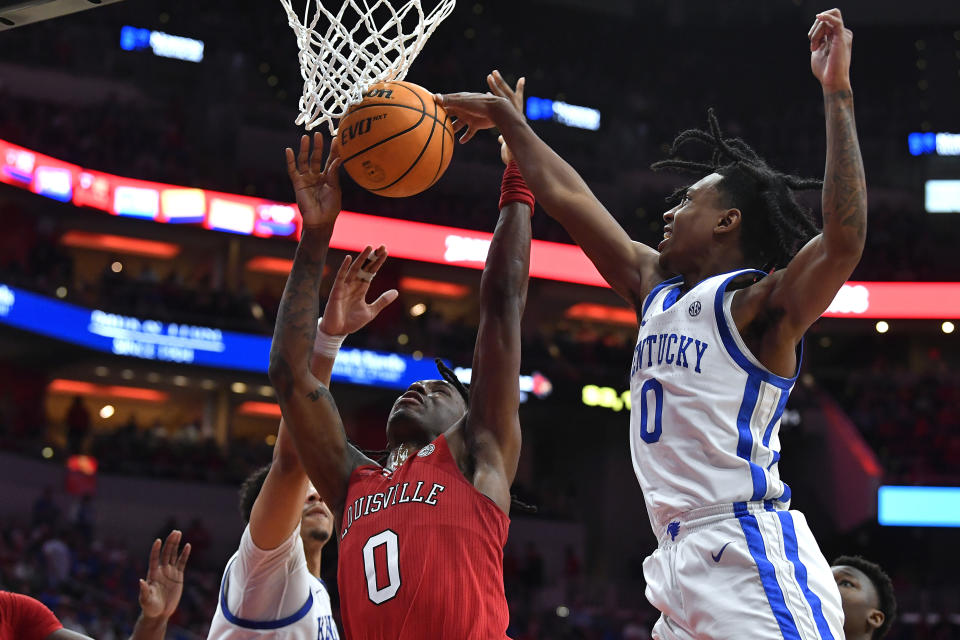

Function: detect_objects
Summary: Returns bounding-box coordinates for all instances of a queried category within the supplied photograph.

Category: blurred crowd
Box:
[0,489,217,639]
[4,486,959,639]
[840,358,960,484]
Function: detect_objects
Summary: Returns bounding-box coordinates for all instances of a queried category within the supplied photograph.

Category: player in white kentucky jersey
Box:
[208,240,398,639]
[439,8,863,640]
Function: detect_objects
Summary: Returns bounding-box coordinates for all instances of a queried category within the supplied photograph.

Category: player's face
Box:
[386,379,467,444]
[832,565,883,639]
[658,173,734,272]
[301,483,333,544]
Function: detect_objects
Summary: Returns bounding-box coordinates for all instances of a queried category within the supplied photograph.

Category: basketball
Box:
[336,81,455,198]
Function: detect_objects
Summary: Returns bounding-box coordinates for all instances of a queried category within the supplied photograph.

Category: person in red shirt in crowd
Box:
[0,529,190,640]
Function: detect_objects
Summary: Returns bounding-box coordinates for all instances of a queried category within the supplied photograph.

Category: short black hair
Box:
[238,463,271,524]
[651,109,822,272]
[832,555,897,639]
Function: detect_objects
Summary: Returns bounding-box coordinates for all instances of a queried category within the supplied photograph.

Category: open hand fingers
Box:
[371,289,399,315]
[297,135,310,174]
[460,125,479,144]
[487,72,508,98]
[162,530,181,568]
[176,542,192,572]
[148,537,162,578]
[284,147,298,179]
[324,156,343,187]
[366,245,388,273]
[346,246,375,283]
[310,132,325,173]
[513,77,526,113]
[333,254,353,285]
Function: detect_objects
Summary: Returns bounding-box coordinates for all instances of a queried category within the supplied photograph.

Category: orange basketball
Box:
[336,81,455,198]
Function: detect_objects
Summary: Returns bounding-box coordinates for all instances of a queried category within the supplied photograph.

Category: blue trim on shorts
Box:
[736,376,768,501]
[777,512,835,640]
[219,559,314,629]
[736,508,802,640]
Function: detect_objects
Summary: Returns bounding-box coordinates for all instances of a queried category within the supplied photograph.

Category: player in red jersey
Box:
[269,79,531,640]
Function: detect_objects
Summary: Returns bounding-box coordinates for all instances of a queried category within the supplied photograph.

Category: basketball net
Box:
[280,0,456,134]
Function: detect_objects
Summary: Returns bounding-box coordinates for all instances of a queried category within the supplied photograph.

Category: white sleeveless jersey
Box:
[629,269,796,535]
[208,525,340,640]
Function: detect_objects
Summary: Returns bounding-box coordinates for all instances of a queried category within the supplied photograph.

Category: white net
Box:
[280,0,456,133]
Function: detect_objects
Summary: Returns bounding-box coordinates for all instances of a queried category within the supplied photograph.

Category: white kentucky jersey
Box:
[630,269,796,535]
[208,524,339,640]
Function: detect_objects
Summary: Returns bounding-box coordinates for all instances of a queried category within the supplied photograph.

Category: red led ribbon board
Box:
[4,137,960,317]
[820,282,960,319]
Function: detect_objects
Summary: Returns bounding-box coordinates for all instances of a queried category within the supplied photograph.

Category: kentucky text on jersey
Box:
[340,481,446,540]
[317,615,338,640]
[631,332,709,376]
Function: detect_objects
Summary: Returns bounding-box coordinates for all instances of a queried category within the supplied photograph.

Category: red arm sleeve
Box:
[0,592,63,640]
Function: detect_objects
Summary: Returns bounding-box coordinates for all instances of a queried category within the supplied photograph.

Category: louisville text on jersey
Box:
[340,481,446,540]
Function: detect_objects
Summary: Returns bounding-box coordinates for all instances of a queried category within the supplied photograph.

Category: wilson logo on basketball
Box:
[364,88,394,99]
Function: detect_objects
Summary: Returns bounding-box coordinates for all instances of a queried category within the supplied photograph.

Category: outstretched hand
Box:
[318,245,398,338]
[438,69,525,144]
[809,8,853,92]
[285,133,343,229]
[138,530,191,621]
[487,71,526,164]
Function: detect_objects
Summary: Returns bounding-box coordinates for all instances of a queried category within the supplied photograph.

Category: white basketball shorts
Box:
[643,502,843,640]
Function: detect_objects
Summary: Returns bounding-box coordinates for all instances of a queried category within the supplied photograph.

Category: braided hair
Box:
[433,358,537,514]
[435,358,470,405]
[651,109,822,272]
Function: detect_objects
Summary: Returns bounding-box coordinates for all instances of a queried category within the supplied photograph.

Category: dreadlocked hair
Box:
[433,358,537,514]
[651,109,822,272]
[832,555,897,638]
[435,358,470,406]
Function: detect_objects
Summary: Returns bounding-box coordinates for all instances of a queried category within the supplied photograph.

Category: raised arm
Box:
[47,532,190,640]
[453,83,532,514]
[252,251,397,548]
[763,9,866,340]
[268,134,392,525]
[127,530,190,640]
[439,75,665,308]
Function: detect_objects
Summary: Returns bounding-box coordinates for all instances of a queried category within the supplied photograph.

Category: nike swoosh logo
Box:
[711,542,732,563]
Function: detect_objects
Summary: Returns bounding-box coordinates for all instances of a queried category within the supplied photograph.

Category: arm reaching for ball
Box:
[439,73,666,310]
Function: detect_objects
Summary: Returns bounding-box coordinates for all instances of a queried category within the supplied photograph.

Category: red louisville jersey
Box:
[337,434,510,640]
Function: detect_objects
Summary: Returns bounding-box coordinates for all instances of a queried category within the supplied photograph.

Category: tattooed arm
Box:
[268,134,375,526]
[739,9,866,356]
